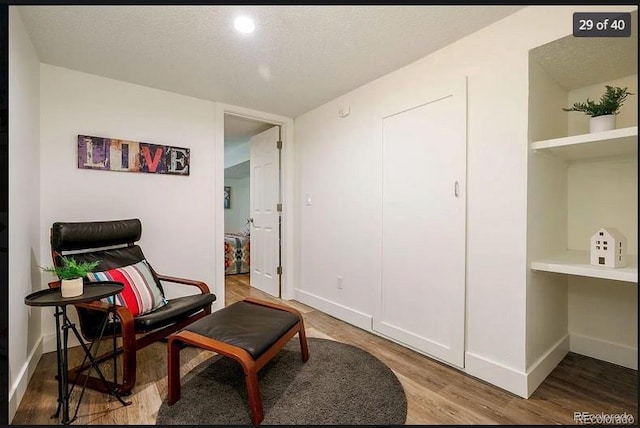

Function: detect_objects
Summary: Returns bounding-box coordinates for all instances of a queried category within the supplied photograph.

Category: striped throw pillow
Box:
[87,260,167,317]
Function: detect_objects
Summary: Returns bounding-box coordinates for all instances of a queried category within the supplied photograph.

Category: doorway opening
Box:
[223,113,282,299]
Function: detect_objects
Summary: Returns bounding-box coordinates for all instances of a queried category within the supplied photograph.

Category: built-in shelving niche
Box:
[527,9,637,371]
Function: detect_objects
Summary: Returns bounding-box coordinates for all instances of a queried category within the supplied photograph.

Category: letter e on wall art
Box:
[77,135,190,176]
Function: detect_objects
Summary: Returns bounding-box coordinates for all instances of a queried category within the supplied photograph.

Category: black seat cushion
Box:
[184,301,300,359]
[135,293,217,332]
[77,293,217,339]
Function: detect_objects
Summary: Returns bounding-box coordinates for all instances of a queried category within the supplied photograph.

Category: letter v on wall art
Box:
[77,135,190,176]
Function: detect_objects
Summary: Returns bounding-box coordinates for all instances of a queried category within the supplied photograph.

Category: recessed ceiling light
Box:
[234,16,255,34]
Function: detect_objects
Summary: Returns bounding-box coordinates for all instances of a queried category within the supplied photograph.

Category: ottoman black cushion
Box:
[183,301,300,359]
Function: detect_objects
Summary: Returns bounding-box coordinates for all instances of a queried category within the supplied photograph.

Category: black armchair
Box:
[47,218,217,394]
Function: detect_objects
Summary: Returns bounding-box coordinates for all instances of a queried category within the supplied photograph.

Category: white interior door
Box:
[375,77,467,368]
[249,125,280,297]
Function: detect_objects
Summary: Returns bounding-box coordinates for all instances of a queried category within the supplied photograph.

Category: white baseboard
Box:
[526,334,570,397]
[464,351,528,398]
[294,289,372,331]
[465,335,571,399]
[9,337,44,423]
[570,333,637,370]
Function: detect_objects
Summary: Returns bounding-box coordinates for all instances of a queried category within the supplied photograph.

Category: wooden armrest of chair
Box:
[156,274,210,294]
[79,302,134,324]
[48,280,62,289]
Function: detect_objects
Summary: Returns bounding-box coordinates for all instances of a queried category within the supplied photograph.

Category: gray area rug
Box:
[156,337,407,425]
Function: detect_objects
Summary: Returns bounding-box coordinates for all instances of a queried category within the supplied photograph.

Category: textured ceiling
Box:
[17,5,524,118]
[531,11,637,90]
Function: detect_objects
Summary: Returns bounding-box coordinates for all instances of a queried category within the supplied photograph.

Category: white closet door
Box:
[375,77,467,368]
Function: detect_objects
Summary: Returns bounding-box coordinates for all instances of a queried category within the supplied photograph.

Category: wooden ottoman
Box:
[167,297,309,425]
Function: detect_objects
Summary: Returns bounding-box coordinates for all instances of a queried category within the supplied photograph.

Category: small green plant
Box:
[563,86,634,117]
[40,256,100,280]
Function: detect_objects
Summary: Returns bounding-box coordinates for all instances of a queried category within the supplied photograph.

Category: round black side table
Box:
[25,281,131,424]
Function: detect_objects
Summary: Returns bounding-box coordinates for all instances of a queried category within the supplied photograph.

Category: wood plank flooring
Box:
[12,274,638,425]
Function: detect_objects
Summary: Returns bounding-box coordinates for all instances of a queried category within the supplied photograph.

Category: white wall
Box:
[8,7,42,422]
[224,140,249,169]
[39,64,219,345]
[224,176,250,233]
[294,5,637,397]
[568,158,638,255]
[568,277,637,369]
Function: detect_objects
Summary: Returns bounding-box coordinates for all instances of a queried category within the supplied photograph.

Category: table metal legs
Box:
[51,306,65,421]
[52,306,131,425]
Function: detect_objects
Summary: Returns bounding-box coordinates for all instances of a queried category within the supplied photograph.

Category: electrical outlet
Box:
[337,276,343,290]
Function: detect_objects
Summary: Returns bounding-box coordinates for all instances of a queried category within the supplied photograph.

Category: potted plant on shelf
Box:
[41,256,101,298]
[563,85,634,133]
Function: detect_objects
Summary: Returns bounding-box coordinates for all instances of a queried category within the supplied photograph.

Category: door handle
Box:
[454,181,460,198]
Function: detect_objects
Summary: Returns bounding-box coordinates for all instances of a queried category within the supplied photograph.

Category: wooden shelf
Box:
[531,126,638,163]
[531,250,638,283]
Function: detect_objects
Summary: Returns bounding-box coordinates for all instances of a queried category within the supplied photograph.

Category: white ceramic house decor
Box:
[590,227,627,268]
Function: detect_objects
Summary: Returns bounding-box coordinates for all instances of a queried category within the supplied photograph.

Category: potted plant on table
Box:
[563,85,634,133]
[41,256,101,298]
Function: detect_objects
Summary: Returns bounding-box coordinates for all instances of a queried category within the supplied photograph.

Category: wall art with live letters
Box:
[77,135,190,176]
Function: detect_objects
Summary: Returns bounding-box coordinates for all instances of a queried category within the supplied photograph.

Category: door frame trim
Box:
[215,103,295,308]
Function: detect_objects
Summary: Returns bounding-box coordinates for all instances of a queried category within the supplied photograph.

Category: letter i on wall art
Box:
[77,135,190,176]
